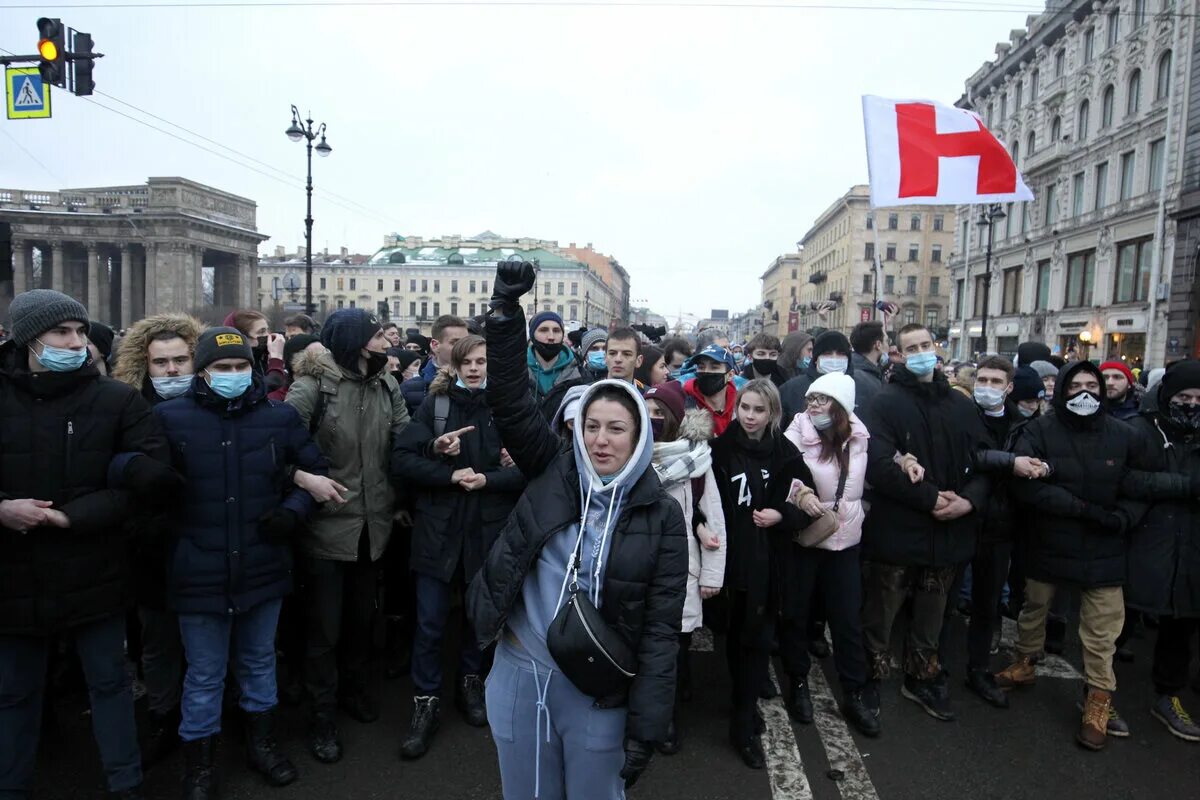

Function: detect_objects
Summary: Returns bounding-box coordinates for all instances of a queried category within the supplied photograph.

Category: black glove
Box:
[1082,503,1123,533]
[123,455,185,500]
[490,261,537,308]
[259,508,299,545]
[620,738,653,790]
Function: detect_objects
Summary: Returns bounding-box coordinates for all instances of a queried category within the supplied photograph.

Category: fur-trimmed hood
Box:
[428,368,455,397]
[679,407,715,443]
[292,347,342,381]
[112,313,205,392]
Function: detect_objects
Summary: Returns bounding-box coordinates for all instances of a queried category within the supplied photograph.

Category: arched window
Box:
[1050,115,1061,142]
[387,251,406,264]
[1077,100,1090,140]
[1011,140,1020,166]
[1156,50,1173,101]
[1101,85,1115,128]
[447,253,464,265]
[1127,69,1141,115]
[1026,131,1036,157]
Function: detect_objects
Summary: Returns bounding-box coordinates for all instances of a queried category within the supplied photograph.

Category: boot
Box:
[307,711,342,764]
[399,696,440,760]
[455,675,488,728]
[728,722,765,770]
[965,669,1009,709]
[842,689,881,738]
[656,717,682,755]
[338,688,380,724]
[786,680,814,724]
[1077,688,1111,751]
[141,706,181,768]
[182,736,218,800]
[244,709,298,788]
[901,675,955,721]
[994,656,1037,689]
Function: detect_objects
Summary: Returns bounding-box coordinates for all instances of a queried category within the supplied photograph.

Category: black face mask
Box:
[365,351,388,376]
[695,372,727,398]
[753,358,778,376]
[255,335,269,353]
[650,417,665,441]
[1169,402,1200,432]
[532,340,562,362]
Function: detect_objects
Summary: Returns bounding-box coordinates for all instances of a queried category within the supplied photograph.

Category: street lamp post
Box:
[285,105,332,315]
[976,204,1006,355]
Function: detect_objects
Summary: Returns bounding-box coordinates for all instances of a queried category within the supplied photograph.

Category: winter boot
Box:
[786,680,814,724]
[1075,691,1130,738]
[307,711,342,764]
[399,696,440,760]
[995,656,1037,689]
[244,709,298,787]
[728,722,765,770]
[455,675,488,728]
[965,669,1009,709]
[842,689,881,738]
[1077,688,1111,751]
[1151,695,1200,742]
[181,736,218,800]
[141,706,181,768]
[901,675,955,721]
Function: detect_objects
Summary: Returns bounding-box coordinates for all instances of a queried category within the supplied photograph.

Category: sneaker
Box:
[1151,695,1200,743]
[995,656,1037,689]
[965,669,1009,709]
[901,675,955,721]
[1077,689,1111,751]
[786,681,814,724]
[399,696,441,760]
[842,689,881,738]
[1075,695,1130,738]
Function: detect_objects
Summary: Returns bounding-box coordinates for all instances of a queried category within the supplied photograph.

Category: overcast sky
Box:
[1,0,1038,318]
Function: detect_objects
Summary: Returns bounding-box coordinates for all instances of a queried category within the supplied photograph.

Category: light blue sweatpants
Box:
[487,638,627,800]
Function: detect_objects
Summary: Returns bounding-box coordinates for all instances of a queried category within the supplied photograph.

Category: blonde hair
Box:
[736,378,783,437]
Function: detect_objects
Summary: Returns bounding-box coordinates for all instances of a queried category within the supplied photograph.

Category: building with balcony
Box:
[946,0,1189,367]
[764,185,956,338]
[255,231,625,334]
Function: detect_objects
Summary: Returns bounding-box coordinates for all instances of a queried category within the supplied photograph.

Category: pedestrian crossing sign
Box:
[6,67,51,120]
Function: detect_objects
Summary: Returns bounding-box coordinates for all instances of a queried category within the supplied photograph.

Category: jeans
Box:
[1152,616,1200,696]
[411,571,485,695]
[780,546,868,693]
[177,598,283,742]
[862,561,957,680]
[1015,579,1123,692]
[303,530,379,712]
[139,606,184,715]
[0,614,142,796]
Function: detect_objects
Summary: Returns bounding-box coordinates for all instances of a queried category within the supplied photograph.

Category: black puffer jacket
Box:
[1118,383,1200,616]
[859,366,990,567]
[0,341,169,635]
[468,302,687,744]
[971,401,1035,544]
[392,371,525,583]
[1009,360,1149,588]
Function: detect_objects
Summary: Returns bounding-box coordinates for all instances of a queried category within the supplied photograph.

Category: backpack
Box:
[432,394,451,437]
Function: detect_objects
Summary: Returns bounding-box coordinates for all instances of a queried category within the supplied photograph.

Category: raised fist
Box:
[492,261,537,305]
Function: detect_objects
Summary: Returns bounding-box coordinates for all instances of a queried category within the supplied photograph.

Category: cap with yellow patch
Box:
[194,326,255,372]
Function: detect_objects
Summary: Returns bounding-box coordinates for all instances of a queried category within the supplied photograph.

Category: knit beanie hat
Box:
[405,333,431,356]
[807,372,856,413]
[1011,366,1045,402]
[393,349,421,372]
[581,328,609,353]
[1028,360,1059,380]
[644,381,686,424]
[321,308,383,374]
[1158,360,1200,406]
[283,333,321,371]
[9,289,90,348]
[88,321,115,360]
[194,327,254,372]
[812,329,852,358]
[529,310,564,340]
[1099,360,1134,386]
[1016,341,1052,368]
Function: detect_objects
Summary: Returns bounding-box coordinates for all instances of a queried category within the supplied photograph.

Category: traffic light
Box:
[36,17,65,88]
[71,31,95,96]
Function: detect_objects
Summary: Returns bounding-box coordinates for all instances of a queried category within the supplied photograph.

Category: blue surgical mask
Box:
[204,369,252,399]
[798,356,812,371]
[151,374,193,400]
[456,376,487,390]
[810,412,833,430]
[880,351,890,367]
[907,352,938,377]
[817,355,848,375]
[1018,405,1037,418]
[733,352,745,366]
[587,351,607,370]
[32,339,88,372]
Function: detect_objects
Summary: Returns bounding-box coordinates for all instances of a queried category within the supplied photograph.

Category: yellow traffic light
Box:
[37,38,58,61]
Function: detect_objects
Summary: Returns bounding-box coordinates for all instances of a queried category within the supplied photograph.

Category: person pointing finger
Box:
[434,426,476,458]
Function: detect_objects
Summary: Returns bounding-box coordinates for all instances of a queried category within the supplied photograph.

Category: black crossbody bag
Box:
[546,527,638,698]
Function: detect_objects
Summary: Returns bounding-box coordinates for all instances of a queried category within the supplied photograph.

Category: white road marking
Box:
[760,663,815,800]
[807,659,881,800]
[999,617,1084,681]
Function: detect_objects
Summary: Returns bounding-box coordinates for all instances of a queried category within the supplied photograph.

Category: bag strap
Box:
[831,458,848,513]
[308,391,327,436]
[433,394,451,437]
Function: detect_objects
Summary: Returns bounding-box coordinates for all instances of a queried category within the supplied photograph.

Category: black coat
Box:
[153,375,328,615]
[468,304,687,744]
[859,367,990,567]
[1009,361,1149,589]
[391,376,525,583]
[0,342,169,636]
[1118,387,1200,616]
[971,402,1035,544]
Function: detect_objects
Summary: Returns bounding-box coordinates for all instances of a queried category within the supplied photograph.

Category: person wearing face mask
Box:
[285,308,412,764]
[392,335,525,758]
[997,360,1149,751]
[682,344,740,436]
[779,330,876,424]
[849,321,887,399]
[1113,360,1200,742]
[661,337,694,380]
[223,309,287,395]
[730,343,746,369]
[644,380,726,756]
[777,331,813,382]
[111,312,206,766]
[740,333,785,388]
[857,323,991,724]
[0,290,171,800]
[580,328,610,382]
[468,262,687,798]
[527,310,587,421]
[146,327,328,798]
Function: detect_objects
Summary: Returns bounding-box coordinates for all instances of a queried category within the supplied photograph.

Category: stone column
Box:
[143,243,158,315]
[98,249,112,323]
[86,243,100,317]
[119,245,133,329]
[194,247,206,309]
[11,239,29,296]
[49,242,64,293]
[242,254,257,308]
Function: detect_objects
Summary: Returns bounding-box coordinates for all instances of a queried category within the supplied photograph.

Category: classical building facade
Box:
[763,185,956,338]
[946,0,1190,367]
[255,232,626,334]
[0,178,266,327]
[1169,8,1200,360]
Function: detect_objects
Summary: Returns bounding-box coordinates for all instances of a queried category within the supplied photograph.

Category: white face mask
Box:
[817,355,848,375]
[973,386,1006,410]
[1065,391,1101,417]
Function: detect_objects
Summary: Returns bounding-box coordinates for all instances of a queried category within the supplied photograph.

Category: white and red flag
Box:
[862,95,1034,207]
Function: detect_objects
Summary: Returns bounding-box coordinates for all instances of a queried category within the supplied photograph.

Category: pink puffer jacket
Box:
[783,411,870,551]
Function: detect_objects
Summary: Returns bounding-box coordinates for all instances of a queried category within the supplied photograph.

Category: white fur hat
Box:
[807,372,856,414]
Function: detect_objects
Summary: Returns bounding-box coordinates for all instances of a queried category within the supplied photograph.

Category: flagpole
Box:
[958,204,974,361]
[872,221,884,322]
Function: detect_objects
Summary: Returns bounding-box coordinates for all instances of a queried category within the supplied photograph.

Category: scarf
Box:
[652,439,713,490]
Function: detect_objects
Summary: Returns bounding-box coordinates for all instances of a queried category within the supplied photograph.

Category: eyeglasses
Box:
[806,394,832,408]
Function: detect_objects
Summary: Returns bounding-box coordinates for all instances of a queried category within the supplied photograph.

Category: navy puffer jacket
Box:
[153,374,329,615]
